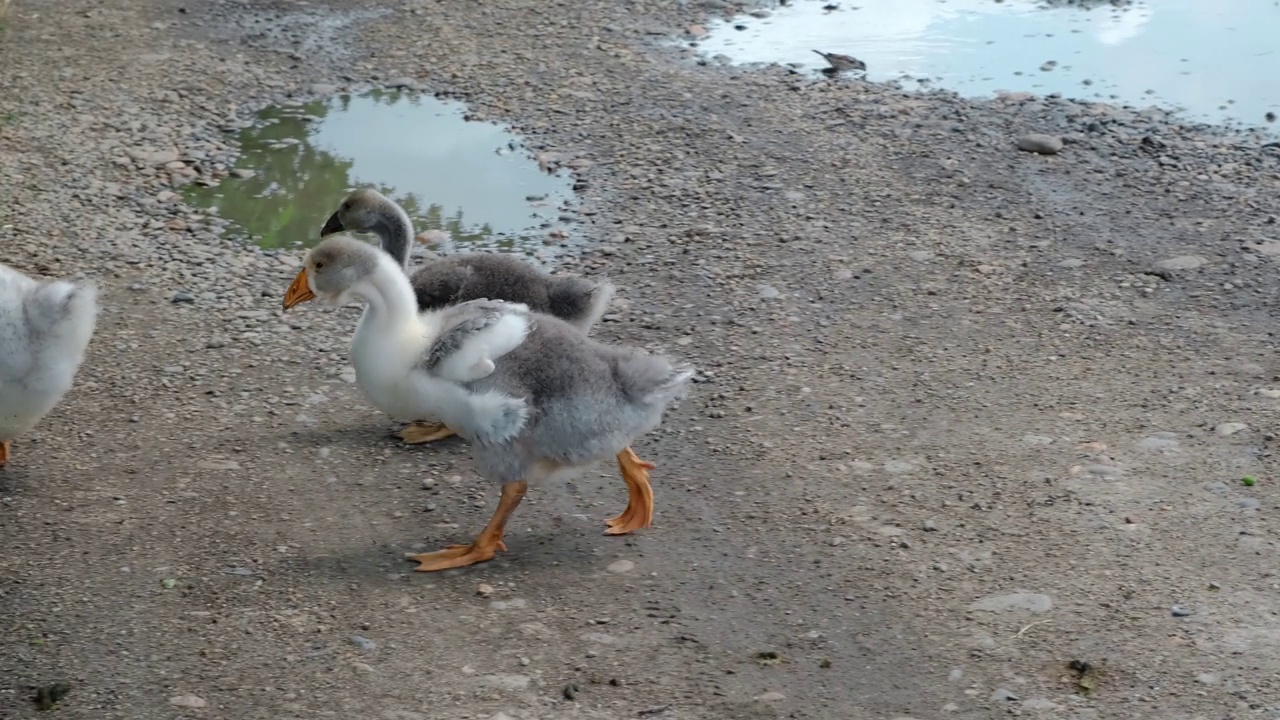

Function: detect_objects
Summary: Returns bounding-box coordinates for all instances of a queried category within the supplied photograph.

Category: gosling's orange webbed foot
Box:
[407,481,527,572]
[0,440,10,468]
[398,421,457,445]
[604,447,656,535]
[406,539,506,572]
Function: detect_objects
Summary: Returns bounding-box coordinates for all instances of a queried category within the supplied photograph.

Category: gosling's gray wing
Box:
[409,261,475,310]
[420,300,530,374]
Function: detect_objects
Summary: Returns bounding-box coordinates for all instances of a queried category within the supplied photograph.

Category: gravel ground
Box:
[3,0,1280,718]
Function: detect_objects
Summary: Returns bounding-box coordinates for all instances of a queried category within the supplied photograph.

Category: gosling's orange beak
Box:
[283,268,316,311]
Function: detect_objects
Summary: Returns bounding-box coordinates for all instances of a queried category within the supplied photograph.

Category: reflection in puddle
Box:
[697,0,1280,131]
[186,90,573,253]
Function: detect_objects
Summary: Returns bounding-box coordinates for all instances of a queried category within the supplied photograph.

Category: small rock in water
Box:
[1016,134,1064,155]
[385,77,423,91]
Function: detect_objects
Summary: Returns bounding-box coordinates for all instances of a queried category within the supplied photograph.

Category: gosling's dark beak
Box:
[320,212,345,237]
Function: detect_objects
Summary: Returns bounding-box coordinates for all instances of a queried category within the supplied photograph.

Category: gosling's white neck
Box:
[348,250,420,331]
[347,251,438,421]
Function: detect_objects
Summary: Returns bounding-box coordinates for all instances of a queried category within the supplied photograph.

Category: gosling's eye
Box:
[341,202,351,211]
[314,261,325,271]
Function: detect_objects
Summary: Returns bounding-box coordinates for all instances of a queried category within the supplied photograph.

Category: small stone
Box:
[478,674,531,691]
[172,291,195,303]
[1196,672,1220,685]
[1171,605,1193,617]
[969,592,1053,614]
[1256,389,1280,399]
[884,460,914,474]
[907,250,933,262]
[229,168,256,179]
[607,560,635,574]
[169,694,207,708]
[1124,515,1139,524]
[1056,258,1085,268]
[1156,255,1207,271]
[205,336,228,349]
[1215,422,1248,436]
[162,365,185,374]
[755,691,786,702]
[1137,433,1180,451]
[1022,697,1059,710]
[990,688,1019,702]
[385,77,422,91]
[308,83,339,95]
[476,583,495,597]
[922,520,938,532]
[687,24,708,37]
[1016,133,1064,155]
[489,598,528,610]
[350,635,377,652]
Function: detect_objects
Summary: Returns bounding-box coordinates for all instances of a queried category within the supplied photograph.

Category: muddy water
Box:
[697,0,1280,132]
[186,90,573,252]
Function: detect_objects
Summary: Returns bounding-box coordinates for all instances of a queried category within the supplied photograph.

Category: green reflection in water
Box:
[185,90,571,251]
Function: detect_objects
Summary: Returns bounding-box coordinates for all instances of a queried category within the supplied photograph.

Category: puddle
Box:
[696,0,1280,132]
[186,90,573,253]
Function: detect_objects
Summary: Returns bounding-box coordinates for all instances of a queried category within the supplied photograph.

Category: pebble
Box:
[169,694,207,708]
[755,691,786,701]
[349,635,376,651]
[478,674,531,691]
[1156,255,1207,271]
[1016,133,1064,155]
[1215,422,1248,436]
[489,598,527,610]
[1171,605,1193,617]
[990,688,1019,702]
[476,583,494,597]
[968,592,1053,614]
[1137,433,1180,452]
[606,559,635,574]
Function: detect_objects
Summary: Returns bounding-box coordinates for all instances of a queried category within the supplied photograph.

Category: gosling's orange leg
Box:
[0,440,10,468]
[407,481,527,572]
[604,447,655,535]
[397,421,458,445]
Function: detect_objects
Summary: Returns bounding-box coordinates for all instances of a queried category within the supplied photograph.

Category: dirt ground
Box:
[3,0,1280,718]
